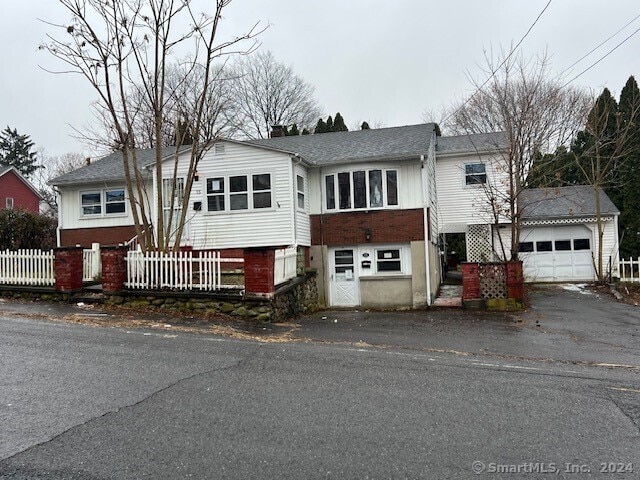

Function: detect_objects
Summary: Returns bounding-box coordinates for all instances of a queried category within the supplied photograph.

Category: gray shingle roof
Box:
[49,147,189,186]
[520,186,619,220]
[436,132,508,153]
[244,123,437,166]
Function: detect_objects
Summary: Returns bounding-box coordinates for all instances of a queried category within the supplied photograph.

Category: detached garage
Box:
[518,186,620,283]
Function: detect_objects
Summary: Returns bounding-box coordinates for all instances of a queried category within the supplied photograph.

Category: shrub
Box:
[0,209,57,250]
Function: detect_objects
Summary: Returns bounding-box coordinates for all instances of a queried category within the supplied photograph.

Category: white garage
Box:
[519,225,595,282]
[518,186,620,283]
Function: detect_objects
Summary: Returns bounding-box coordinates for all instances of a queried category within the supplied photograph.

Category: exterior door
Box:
[329,248,359,306]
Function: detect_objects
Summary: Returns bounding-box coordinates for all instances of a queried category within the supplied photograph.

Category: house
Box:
[518,186,620,282]
[53,123,612,308]
[0,164,42,214]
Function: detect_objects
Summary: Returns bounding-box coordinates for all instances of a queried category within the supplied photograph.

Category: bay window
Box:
[324,168,399,211]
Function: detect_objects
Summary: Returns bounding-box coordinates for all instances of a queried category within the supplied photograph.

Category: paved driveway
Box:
[293,284,640,367]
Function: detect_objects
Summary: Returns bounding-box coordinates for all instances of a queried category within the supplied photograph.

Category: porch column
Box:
[54,246,84,292]
[244,247,276,297]
[101,245,129,293]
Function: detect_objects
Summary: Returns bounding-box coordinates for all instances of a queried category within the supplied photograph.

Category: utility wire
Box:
[559,13,640,80]
[441,0,553,125]
[561,24,640,88]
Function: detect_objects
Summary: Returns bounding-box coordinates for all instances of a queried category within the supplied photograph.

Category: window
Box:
[369,170,383,207]
[81,192,102,215]
[204,173,272,212]
[536,241,553,252]
[252,174,272,209]
[386,170,398,205]
[555,240,571,251]
[518,242,534,253]
[376,249,402,272]
[230,176,248,210]
[574,238,591,250]
[5,197,13,210]
[162,178,184,209]
[465,163,487,185]
[105,189,125,214]
[325,168,399,211]
[338,172,351,209]
[296,175,305,209]
[207,177,225,211]
[81,189,127,216]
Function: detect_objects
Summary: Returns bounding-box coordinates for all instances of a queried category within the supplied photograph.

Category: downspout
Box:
[421,154,432,306]
[55,186,62,247]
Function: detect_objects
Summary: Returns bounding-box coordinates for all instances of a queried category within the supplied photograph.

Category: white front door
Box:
[329,248,359,306]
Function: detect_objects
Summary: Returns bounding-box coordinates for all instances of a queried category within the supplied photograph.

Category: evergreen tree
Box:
[287,123,300,136]
[325,116,334,132]
[619,76,640,257]
[361,121,370,130]
[314,118,327,134]
[0,127,41,178]
[333,112,348,132]
[301,128,310,135]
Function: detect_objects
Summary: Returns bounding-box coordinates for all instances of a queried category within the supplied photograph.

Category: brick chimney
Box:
[270,125,285,138]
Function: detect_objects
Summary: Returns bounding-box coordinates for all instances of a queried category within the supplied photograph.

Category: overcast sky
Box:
[1,1,638,157]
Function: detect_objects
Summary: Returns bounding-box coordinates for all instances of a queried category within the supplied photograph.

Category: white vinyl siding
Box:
[58,183,140,230]
[436,153,509,233]
[172,141,303,250]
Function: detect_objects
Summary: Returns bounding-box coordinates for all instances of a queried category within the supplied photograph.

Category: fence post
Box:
[101,245,129,293]
[461,262,481,302]
[244,247,276,297]
[54,246,84,292]
[506,260,524,302]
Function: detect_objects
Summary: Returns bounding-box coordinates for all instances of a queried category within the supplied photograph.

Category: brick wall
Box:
[461,263,481,301]
[54,246,84,292]
[60,226,137,248]
[101,245,128,293]
[311,209,424,245]
[244,248,276,296]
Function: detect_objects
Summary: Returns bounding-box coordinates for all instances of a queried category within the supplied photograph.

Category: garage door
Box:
[519,225,595,282]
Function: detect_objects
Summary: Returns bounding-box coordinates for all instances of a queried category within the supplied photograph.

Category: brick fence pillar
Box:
[461,262,481,301]
[101,245,129,293]
[54,246,84,292]
[506,260,524,301]
[244,247,276,297]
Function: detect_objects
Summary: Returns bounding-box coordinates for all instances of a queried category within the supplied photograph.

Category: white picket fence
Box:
[126,250,244,290]
[0,249,55,286]
[619,258,640,282]
[83,243,101,282]
[274,246,298,286]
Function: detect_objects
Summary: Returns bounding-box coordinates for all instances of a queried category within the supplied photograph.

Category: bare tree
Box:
[42,0,262,251]
[230,51,322,139]
[33,151,88,217]
[445,51,591,260]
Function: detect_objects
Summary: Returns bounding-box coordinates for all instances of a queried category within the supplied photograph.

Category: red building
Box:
[0,164,41,214]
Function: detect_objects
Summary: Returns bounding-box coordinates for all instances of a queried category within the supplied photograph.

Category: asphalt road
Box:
[1,310,640,479]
